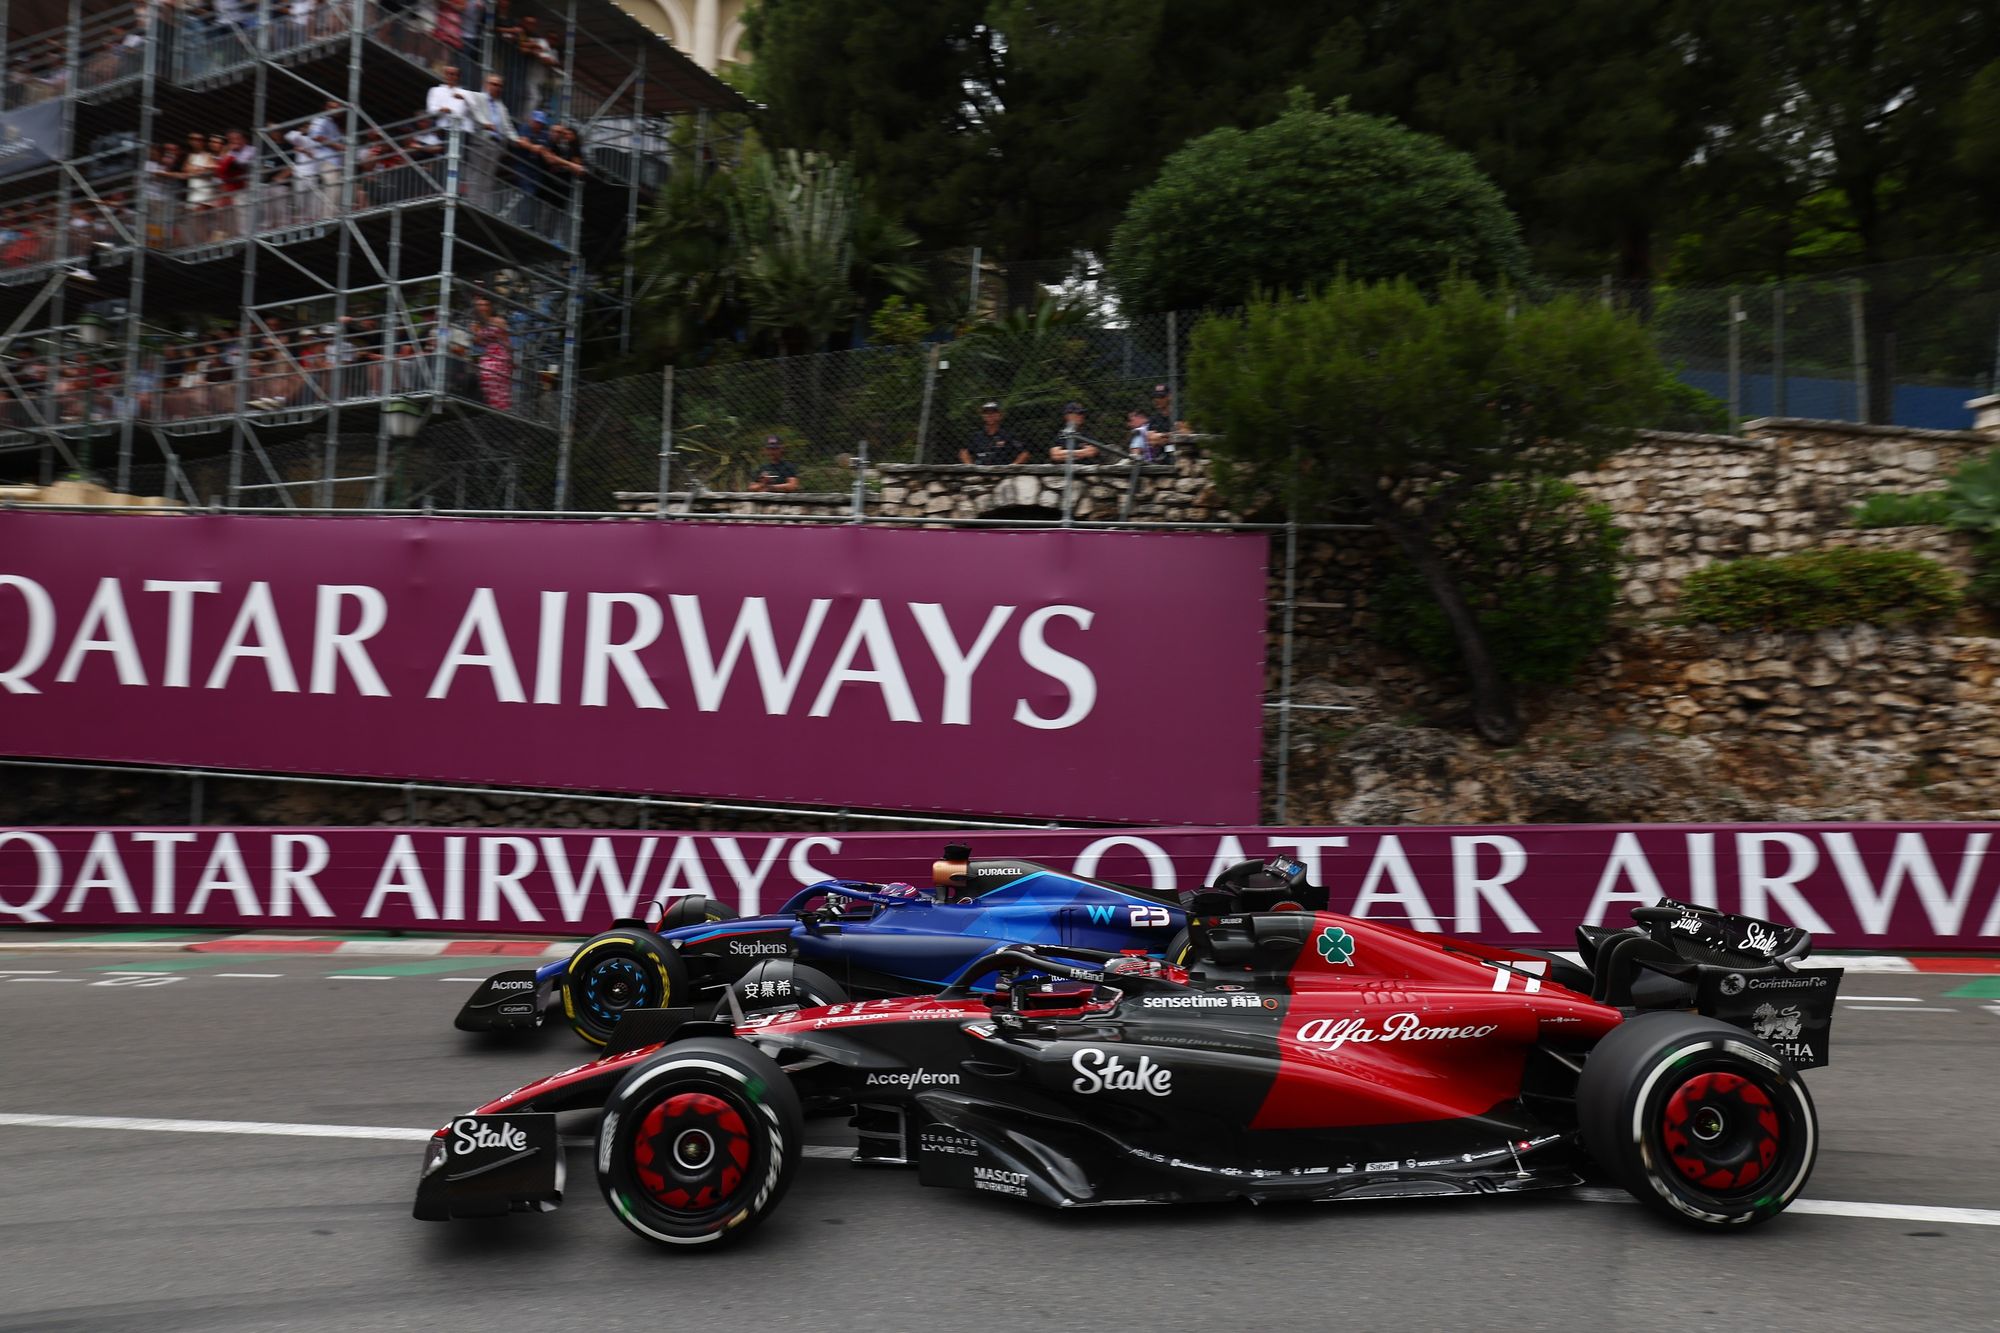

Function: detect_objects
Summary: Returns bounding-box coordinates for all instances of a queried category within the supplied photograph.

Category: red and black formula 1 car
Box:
[414,863,1843,1247]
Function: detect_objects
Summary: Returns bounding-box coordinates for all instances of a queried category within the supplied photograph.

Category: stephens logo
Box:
[451,1118,529,1156]
[1295,1012,1501,1052]
[1070,1047,1172,1097]
[863,1070,961,1089]
[728,939,790,957]
[1315,926,1356,967]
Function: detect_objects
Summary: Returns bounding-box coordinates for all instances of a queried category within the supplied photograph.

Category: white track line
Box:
[8,977,82,983]
[0,1113,430,1141]
[1841,996,1922,1002]
[0,969,58,975]
[1845,1005,1956,1013]
[0,1113,1994,1225]
[327,975,396,981]
[214,973,283,979]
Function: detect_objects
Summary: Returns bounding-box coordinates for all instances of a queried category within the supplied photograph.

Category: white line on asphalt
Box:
[327,975,396,981]
[214,973,283,979]
[1841,996,1923,1002]
[1844,1005,1957,1012]
[8,977,82,983]
[333,940,450,957]
[440,977,488,983]
[0,969,58,975]
[0,1114,1994,1226]
[0,1112,431,1141]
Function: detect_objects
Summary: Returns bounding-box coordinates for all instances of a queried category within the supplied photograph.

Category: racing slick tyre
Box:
[1165,929,1193,968]
[712,960,849,1021]
[658,895,738,930]
[596,1037,803,1248]
[1578,1011,1817,1229]
[562,930,690,1048]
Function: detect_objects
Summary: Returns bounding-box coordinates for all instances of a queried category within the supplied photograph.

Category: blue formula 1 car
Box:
[454,843,1190,1047]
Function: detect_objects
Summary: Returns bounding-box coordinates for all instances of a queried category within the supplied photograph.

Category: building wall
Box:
[622,0,752,72]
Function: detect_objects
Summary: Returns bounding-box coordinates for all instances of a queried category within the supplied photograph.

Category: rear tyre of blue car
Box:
[657,896,738,930]
[562,930,689,1048]
[1578,1011,1817,1229]
[596,1038,803,1249]
[713,960,849,1021]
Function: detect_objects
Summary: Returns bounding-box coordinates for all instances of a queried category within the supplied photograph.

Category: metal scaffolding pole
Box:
[617,51,646,359]
[114,0,165,494]
[228,0,275,506]
[320,0,370,508]
[371,208,405,509]
[550,0,584,511]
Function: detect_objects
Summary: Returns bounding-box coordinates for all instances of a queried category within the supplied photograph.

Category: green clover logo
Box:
[1315,926,1356,966]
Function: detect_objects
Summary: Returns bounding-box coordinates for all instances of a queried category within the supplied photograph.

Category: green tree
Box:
[1107,94,1530,314]
[1190,278,1665,743]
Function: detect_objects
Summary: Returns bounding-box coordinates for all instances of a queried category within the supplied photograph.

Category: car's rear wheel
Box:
[1578,1012,1817,1228]
[658,895,738,930]
[596,1038,802,1248]
[562,930,689,1048]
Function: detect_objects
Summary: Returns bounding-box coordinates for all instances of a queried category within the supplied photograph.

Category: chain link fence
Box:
[22,253,2000,512]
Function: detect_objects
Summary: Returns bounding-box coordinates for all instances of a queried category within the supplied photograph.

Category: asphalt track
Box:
[3,947,1999,1332]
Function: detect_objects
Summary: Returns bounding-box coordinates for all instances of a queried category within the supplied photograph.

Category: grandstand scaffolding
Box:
[0,0,743,508]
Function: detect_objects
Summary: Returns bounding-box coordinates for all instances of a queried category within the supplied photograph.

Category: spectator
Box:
[960,400,1026,465]
[434,0,465,51]
[468,73,515,204]
[427,64,479,134]
[284,122,336,219]
[1048,400,1100,463]
[215,130,253,235]
[1145,382,1188,455]
[473,295,513,410]
[1124,406,1159,461]
[749,436,801,492]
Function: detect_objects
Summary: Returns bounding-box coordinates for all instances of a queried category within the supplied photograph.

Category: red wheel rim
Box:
[631,1090,754,1215]
[1660,1070,1782,1193]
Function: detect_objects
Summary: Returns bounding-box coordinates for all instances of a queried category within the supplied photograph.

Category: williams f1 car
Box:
[454,844,1189,1046]
[417,867,1843,1246]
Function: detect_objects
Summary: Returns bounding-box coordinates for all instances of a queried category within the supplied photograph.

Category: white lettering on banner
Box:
[582,592,666,710]
[1737,832,1833,934]
[270,834,334,918]
[1584,830,1665,925]
[653,838,715,901]
[0,574,56,694]
[1074,835,1176,892]
[56,577,147,686]
[132,831,196,915]
[478,837,543,923]
[789,837,841,888]
[428,588,526,703]
[532,590,568,705]
[1823,830,1990,936]
[808,599,919,723]
[1012,606,1096,730]
[63,832,139,915]
[1450,835,1537,933]
[1200,835,1252,889]
[910,603,1015,726]
[542,836,655,922]
[187,832,261,917]
[0,830,60,922]
[362,834,440,920]
[714,837,786,917]
[1349,836,1443,933]
[1265,836,1349,887]
[671,595,830,714]
[143,579,221,687]
[204,582,299,693]
[310,586,389,697]
[1686,831,1719,909]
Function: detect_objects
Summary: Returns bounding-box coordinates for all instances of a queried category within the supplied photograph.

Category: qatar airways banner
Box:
[0,512,1267,823]
[2,823,1998,951]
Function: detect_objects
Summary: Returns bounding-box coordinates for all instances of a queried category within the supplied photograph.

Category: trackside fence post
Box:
[655,367,673,519]
[914,343,941,463]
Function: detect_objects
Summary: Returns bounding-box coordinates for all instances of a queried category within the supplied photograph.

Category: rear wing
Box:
[1579,899,1842,1069]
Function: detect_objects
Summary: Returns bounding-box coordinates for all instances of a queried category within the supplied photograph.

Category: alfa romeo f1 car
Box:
[417,861,1843,1246]
[454,844,1188,1046]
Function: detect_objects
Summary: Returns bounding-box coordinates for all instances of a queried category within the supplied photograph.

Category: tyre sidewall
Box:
[1581,1013,1817,1227]
[714,959,849,1020]
[596,1039,803,1247]
[562,931,687,1048]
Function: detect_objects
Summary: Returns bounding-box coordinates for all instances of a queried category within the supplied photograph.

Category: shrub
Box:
[1849,491,1953,527]
[1374,479,1625,685]
[1676,548,1961,632]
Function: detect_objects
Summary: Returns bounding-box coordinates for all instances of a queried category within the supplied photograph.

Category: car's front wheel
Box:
[561,930,689,1047]
[596,1038,803,1248]
[1578,1012,1817,1228]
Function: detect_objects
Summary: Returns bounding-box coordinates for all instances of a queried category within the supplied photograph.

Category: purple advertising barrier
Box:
[0,512,1268,824]
[3,823,1999,951]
